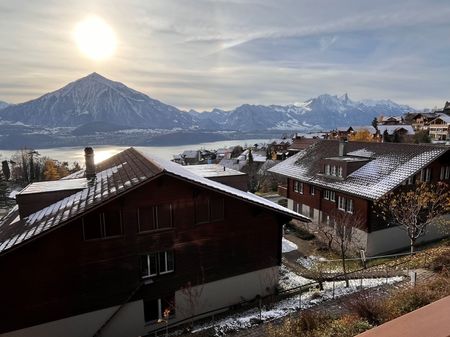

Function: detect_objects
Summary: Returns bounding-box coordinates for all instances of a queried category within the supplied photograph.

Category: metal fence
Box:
[144,251,437,337]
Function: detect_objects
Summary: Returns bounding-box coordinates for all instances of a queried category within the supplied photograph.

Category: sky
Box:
[0,0,449,111]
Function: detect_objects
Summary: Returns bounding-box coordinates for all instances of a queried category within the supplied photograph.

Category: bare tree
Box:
[375,182,450,255]
[180,268,205,330]
[330,210,366,287]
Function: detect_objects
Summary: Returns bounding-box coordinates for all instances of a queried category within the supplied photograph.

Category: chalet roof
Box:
[18,178,87,195]
[377,124,415,135]
[430,113,450,124]
[288,138,319,152]
[183,164,246,178]
[0,148,307,255]
[269,140,448,200]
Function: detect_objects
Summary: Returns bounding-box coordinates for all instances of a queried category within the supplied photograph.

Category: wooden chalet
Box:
[0,147,308,337]
[270,140,450,255]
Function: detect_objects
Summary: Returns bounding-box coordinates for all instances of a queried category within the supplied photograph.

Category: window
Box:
[323,190,336,202]
[325,164,330,175]
[141,251,174,278]
[138,204,173,232]
[194,197,210,224]
[338,196,346,211]
[330,191,336,202]
[407,176,414,185]
[425,168,431,182]
[309,206,315,219]
[440,166,450,180]
[346,199,354,214]
[194,196,225,224]
[293,181,303,194]
[143,295,175,323]
[83,210,122,240]
[337,166,343,178]
[331,165,337,176]
[310,186,315,196]
[210,197,225,221]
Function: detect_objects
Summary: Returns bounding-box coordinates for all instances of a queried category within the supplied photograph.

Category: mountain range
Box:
[0,73,414,133]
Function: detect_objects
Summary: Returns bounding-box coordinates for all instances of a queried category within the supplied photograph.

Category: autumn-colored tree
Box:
[375,182,450,255]
[43,160,60,181]
[349,129,374,142]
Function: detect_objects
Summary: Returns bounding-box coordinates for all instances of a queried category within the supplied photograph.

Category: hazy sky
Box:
[1,0,449,110]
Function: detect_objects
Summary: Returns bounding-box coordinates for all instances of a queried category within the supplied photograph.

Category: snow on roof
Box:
[18,178,88,195]
[0,148,308,255]
[269,140,448,200]
[377,125,415,135]
[430,113,450,124]
[183,164,245,177]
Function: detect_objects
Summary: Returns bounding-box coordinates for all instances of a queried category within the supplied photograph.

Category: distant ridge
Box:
[0,73,414,131]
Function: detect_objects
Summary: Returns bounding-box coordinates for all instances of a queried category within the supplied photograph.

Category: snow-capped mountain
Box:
[0,73,194,128]
[0,73,414,133]
[0,100,8,110]
[191,93,414,131]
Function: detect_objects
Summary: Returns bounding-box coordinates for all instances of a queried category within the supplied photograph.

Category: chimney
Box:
[84,147,96,179]
[339,139,348,157]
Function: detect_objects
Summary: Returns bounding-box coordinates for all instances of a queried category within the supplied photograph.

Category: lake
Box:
[0,139,269,164]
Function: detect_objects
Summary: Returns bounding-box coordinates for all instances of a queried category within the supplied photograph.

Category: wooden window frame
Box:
[137,204,173,233]
[82,210,123,241]
[141,251,174,279]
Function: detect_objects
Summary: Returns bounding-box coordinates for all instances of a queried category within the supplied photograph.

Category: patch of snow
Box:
[282,238,298,253]
[296,255,326,269]
[193,274,404,335]
[279,265,312,290]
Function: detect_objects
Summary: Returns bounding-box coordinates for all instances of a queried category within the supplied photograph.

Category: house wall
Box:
[0,175,285,335]
[286,179,370,231]
[3,266,278,337]
[208,174,248,191]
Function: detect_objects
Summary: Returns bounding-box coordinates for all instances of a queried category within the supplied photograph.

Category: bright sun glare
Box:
[74,16,117,60]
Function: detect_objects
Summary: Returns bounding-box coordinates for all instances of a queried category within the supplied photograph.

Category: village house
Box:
[270,140,450,255]
[0,147,308,337]
[428,114,450,141]
[409,112,439,131]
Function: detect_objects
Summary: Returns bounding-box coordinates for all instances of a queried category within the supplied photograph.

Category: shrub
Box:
[344,291,385,325]
[385,276,450,320]
[317,315,372,337]
[429,254,450,273]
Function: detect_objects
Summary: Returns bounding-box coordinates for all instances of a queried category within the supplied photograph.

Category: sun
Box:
[74,15,117,60]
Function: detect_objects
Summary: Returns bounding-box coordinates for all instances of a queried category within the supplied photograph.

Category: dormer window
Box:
[331,165,337,176]
[325,164,331,175]
[337,166,343,178]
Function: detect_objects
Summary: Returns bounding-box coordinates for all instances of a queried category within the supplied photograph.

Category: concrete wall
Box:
[366,220,448,256]
[175,266,278,322]
[3,267,278,337]
[2,300,146,337]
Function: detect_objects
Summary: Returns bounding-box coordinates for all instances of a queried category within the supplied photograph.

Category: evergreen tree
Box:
[382,130,392,142]
[2,160,10,181]
[0,171,8,206]
[248,149,254,164]
[371,117,378,130]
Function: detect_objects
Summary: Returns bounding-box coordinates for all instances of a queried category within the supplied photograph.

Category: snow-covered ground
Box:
[296,255,326,269]
[282,238,298,253]
[279,265,312,290]
[192,267,404,336]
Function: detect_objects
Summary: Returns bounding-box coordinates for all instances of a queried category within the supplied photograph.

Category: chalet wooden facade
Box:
[270,140,450,255]
[0,148,307,337]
